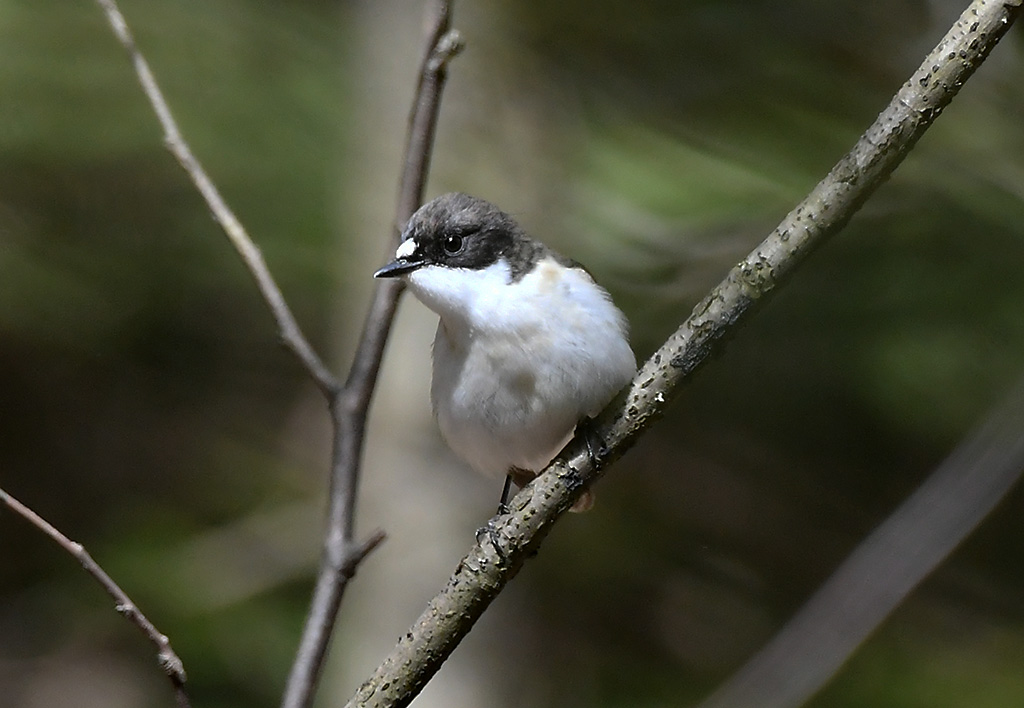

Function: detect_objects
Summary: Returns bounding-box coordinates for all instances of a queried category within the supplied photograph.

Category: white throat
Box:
[406,259,516,338]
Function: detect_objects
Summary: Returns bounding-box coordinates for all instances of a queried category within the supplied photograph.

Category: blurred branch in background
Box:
[695,375,1024,708]
[0,487,191,708]
[345,1,1022,706]
[89,1,461,708]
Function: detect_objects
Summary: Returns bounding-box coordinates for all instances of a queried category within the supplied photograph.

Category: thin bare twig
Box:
[0,487,191,708]
[344,1,1022,706]
[280,4,463,708]
[93,0,339,397]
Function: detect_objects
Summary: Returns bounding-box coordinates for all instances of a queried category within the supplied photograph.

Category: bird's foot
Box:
[577,415,609,466]
[477,474,515,560]
[475,517,506,562]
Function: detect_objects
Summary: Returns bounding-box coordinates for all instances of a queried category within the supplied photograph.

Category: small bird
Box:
[374,193,636,512]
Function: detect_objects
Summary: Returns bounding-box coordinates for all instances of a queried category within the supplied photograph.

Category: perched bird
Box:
[374,193,635,512]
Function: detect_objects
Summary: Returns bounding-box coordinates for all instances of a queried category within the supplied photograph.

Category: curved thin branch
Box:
[343,1,1022,706]
[0,487,191,708]
[93,0,339,397]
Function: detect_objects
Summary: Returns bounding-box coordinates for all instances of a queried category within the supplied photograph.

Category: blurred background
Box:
[2,1,1024,707]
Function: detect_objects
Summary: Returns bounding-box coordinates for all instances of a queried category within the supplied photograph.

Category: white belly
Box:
[426,260,636,478]
[431,324,580,476]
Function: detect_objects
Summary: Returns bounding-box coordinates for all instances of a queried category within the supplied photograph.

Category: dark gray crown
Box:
[391,193,578,282]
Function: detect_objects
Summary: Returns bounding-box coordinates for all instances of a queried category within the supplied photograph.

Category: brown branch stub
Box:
[92,0,340,397]
[341,528,388,580]
[344,1,1022,706]
[0,487,191,708]
[427,30,465,73]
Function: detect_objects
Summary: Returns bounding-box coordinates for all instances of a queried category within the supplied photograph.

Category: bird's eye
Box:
[442,234,464,255]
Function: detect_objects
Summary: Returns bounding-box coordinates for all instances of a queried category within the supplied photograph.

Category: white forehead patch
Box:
[396,238,417,259]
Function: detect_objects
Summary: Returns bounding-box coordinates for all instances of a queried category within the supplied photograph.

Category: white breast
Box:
[407,257,635,478]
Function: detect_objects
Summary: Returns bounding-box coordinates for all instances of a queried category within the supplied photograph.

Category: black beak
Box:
[373,256,427,279]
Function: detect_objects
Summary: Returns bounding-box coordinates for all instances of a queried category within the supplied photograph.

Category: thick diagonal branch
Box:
[344,2,1022,706]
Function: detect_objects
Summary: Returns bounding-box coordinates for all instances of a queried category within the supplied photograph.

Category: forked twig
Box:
[282,5,462,707]
[90,1,463,708]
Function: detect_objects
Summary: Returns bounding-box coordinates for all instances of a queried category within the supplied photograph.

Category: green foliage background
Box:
[2,1,1024,707]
